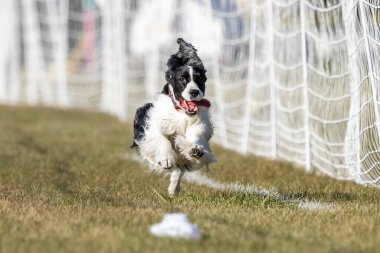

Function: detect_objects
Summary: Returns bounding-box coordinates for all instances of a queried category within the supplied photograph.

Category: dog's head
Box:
[162,38,207,103]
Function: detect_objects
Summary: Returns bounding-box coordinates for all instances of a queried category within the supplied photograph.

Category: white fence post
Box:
[343,0,362,182]
[57,0,69,107]
[240,1,256,154]
[0,0,10,102]
[99,0,113,115]
[300,0,311,171]
[204,0,228,147]
[22,0,53,105]
[8,0,20,104]
[114,0,127,120]
[267,0,277,159]
[357,0,380,128]
[99,0,127,120]
[46,0,69,107]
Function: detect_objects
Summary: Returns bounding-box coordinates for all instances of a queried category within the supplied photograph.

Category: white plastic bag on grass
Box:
[150,213,200,239]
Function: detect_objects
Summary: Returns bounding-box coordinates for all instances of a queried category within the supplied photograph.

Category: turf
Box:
[0,105,379,253]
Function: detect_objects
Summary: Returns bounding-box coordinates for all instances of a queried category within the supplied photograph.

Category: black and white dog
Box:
[132,38,216,197]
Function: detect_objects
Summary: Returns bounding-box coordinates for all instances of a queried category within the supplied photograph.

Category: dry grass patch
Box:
[0,105,379,253]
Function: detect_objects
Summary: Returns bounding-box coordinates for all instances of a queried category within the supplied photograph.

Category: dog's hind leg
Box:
[168,169,184,197]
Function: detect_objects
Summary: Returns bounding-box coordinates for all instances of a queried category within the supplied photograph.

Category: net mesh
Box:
[1,0,380,186]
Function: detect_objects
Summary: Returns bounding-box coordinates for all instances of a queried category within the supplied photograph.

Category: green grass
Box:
[0,105,379,253]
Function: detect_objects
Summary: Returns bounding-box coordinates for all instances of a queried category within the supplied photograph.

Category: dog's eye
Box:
[179,77,185,82]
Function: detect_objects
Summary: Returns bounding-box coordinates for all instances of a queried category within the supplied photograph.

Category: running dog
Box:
[132,38,216,197]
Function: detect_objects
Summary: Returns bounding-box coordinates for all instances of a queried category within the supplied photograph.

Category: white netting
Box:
[1,0,380,186]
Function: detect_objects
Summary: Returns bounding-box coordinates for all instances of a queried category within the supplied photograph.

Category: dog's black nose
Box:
[189,89,200,97]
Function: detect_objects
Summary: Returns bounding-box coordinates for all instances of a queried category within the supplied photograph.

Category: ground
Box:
[0,105,379,253]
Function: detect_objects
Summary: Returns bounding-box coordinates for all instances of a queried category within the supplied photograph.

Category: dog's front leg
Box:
[139,129,176,171]
[174,127,216,169]
[154,134,176,170]
[168,169,184,197]
[185,126,216,163]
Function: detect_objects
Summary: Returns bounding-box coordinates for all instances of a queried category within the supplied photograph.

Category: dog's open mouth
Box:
[176,99,211,116]
[178,99,199,116]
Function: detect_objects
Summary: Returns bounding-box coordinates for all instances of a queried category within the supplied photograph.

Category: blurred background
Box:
[1,0,380,187]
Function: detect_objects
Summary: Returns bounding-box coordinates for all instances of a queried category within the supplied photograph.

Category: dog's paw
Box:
[168,184,181,198]
[189,145,204,158]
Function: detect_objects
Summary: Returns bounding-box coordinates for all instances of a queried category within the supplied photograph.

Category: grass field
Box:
[0,105,379,253]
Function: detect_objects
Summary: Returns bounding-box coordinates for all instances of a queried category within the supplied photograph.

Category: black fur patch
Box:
[131,103,153,148]
[161,83,170,95]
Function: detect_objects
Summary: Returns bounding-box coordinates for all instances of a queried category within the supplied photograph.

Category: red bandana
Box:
[167,87,211,115]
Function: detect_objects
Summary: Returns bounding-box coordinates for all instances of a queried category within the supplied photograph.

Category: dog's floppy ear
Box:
[167,54,182,71]
[161,83,170,95]
[165,70,174,83]
[165,55,180,85]
[193,66,207,82]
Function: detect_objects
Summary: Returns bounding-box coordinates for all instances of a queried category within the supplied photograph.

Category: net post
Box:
[114,0,127,120]
[57,0,69,107]
[100,0,127,120]
[300,0,311,171]
[100,1,113,115]
[0,0,10,102]
[358,0,380,126]
[8,0,21,104]
[46,0,69,107]
[267,0,277,159]
[356,0,380,183]
[204,0,229,147]
[21,0,53,105]
[240,2,256,155]
[343,0,362,183]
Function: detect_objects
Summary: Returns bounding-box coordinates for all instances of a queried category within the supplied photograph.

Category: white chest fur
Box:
[149,94,213,140]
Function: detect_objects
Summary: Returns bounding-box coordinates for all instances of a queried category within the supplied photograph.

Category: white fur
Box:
[181,66,204,101]
[136,93,216,197]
